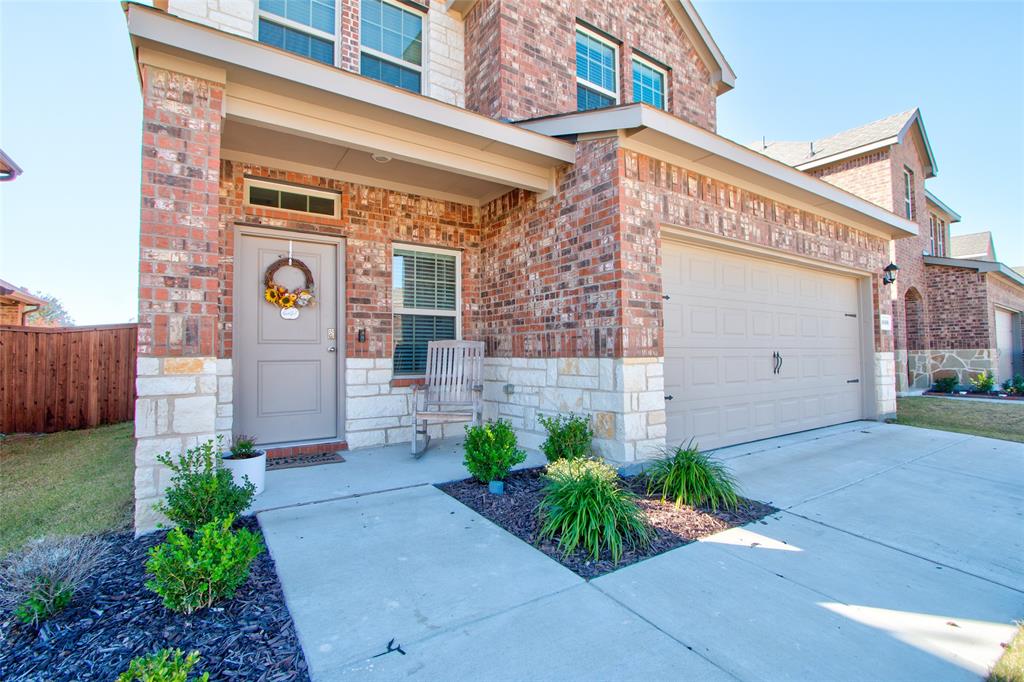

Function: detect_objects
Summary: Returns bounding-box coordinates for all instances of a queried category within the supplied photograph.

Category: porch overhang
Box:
[518,104,918,240]
[924,256,1024,289]
[124,3,574,205]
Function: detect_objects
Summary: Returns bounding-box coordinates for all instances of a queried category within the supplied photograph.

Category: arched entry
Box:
[904,288,927,387]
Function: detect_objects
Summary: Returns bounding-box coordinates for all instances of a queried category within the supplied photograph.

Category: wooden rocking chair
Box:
[410,340,485,457]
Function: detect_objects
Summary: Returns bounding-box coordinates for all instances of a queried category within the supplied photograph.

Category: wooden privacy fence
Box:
[0,324,138,433]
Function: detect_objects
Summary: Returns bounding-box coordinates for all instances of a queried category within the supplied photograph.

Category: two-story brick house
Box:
[125,0,917,530]
[757,110,1024,392]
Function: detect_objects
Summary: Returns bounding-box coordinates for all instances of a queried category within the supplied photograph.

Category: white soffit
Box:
[125,3,574,193]
[519,104,918,240]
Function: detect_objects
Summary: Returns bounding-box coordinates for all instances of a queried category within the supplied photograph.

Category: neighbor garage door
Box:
[662,240,864,451]
[995,307,1015,383]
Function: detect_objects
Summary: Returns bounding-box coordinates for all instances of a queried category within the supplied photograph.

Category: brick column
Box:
[134,65,228,532]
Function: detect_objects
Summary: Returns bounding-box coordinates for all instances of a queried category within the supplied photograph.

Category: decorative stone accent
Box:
[925,349,996,387]
[167,0,256,38]
[873,352,896,418]
[134,356,221,532]
[482,357,666,464]
[426,1,466,107]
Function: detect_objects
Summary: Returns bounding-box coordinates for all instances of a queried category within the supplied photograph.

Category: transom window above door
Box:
[632,56,667,109]
[576,27,618,111]
[360,0,424,94]
[258,0,337,66]
[393,246,460,375]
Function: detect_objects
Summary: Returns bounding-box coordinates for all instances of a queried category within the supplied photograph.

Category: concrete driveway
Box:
[258,422,1024,681]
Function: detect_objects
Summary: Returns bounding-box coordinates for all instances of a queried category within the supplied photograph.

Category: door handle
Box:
[327,346,336,353]
[664,395,674,401]
[777,352,783,375]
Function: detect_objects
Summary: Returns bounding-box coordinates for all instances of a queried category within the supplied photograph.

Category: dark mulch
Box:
[0,517,308,682]
[924,391,1023,401]
[438,467,778,580]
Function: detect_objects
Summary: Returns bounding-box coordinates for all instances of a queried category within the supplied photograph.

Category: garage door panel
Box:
[663,240,864,451]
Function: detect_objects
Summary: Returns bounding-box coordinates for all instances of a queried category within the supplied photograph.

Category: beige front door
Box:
[662,240,864,451]
[235,232,341,446]
[995,307,1015,382]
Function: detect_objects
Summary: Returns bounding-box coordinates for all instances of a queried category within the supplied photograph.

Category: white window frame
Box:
[631,54,668,110]
[575,25,620,106]
[257,0,340,66]
[928,214,937,255]
[937,218,946,257]
[243,178,342,219]
[359,0,426,94]
[392,243,462,376]
[903,168,914,220]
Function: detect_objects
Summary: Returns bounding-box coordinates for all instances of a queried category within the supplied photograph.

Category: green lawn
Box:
[991,623,1024,682]
[0,422,135,555]
[896,397,1024,443]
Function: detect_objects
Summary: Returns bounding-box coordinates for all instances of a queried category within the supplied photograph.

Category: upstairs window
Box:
[258,0,336,65]
[632,56,667,109]
[903,168,914,220]
[936,218,946,256]
[576,27,618,111]
[360,0,424,94]
[393,246,460,375]
[928,214,937,255]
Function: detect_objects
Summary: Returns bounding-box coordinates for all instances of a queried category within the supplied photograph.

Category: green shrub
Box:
[463,420,527,483]
[1002,374,1024,395]
[228,434,260,459]
[645,441,740,512]
[145,516,263,614]
[969,370,996,393]
[156,439,255,529]
[0,536,104,627]
[537,459,651,563]
[117,648,209,682]
[537,412,593,463]
[933,376,958,393]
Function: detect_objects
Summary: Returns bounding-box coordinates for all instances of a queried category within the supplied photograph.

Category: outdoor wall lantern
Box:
[882,262,899,286]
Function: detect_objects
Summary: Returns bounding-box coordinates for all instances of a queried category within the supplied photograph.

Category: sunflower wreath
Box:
[263,257,316,309]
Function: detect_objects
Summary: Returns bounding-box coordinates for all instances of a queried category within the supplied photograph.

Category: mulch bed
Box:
[924,391,1023,401]
[438,467,778,580]
[0,517,309,682]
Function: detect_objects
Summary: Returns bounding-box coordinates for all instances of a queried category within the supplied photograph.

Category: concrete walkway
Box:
[258,422,1024,681]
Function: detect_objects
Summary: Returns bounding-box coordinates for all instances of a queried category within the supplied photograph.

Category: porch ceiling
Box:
[125,3,574,204]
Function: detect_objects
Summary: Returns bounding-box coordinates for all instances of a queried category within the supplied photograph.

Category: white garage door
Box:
[995,307,1015,382]
[662,240,864,451]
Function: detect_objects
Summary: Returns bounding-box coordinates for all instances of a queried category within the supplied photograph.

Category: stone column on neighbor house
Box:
[133,63,227,532]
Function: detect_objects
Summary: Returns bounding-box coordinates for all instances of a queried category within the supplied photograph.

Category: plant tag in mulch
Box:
[281,307,299,320]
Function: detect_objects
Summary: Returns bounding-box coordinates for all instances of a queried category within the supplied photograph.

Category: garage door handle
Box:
[664,395,674,401]
[777,352,783,374]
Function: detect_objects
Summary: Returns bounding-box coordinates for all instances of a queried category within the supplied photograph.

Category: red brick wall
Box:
[464,0,717,130]
[338,0,361,73]
[924,265,989,348]
[809,150,893,212]
[620,146,894,354]
[217,161,481,360]
[478,139,623,357]
[137,66,223,357]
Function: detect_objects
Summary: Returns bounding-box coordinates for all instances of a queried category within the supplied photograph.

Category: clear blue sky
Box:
[1,1,1021,325]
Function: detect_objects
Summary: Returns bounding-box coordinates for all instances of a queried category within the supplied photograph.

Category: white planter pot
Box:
[222,451,266,495]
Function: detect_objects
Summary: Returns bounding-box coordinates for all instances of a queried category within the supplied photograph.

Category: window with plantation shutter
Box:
[393,246,460,375]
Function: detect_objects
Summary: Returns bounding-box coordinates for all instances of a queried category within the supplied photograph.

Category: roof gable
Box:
[950,231,997,261]
[753,108,938,178]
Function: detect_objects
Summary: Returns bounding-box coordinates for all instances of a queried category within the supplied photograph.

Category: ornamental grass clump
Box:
[117,648,209,682]
[0,535,105,627]
[463,419,527,483]
[156,438,255,530]
[537,459,651,563]
[646,440,740,512]
[537,412,594,463]
[145,516,263,614]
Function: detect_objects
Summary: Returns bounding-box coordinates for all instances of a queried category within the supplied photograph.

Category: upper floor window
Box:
[576,27,618,111]
[258,0,337,66]
[903,168,914,220]
[360,0,423,94]
[393,245,460,375]
[936,218,946,256]
[632,56,667,109]
[928,214,937,255]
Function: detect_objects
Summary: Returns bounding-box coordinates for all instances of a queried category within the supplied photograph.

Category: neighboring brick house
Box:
[0,278,47,326]
[124,0,917,530]
[757,110,1024,391]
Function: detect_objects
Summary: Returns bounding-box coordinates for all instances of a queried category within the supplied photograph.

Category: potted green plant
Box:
[221,435,266,495]
[463,420,526,495]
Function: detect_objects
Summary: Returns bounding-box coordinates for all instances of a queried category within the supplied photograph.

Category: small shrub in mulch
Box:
[0,518,309,682]
[438,467,778,580]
